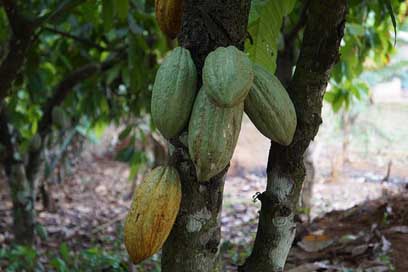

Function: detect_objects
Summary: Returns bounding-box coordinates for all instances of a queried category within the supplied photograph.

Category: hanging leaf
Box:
[116,0,129,21]
[383,0,397,45]
[246,0,297,73]
[102,0,115,31]
[128,31,148,96]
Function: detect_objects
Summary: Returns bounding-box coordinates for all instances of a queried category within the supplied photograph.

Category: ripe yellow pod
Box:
[124,166,182,264]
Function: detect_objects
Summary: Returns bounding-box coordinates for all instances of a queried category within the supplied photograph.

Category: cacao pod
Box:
[151,47,197,139]
[188,88,243,181]
[155,0,183,39]
[124,166,182,264]
[244,64,297,146]
[52,106,71,129]
[29,134,42,151]
[203,46,253,107]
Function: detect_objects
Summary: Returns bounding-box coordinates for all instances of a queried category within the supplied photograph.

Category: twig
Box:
[381,160,392,182]
[38,51,126,137]
[36,0,87,26]
[91,213,128,235]
[285,0,311,47]
[43,26,109,51]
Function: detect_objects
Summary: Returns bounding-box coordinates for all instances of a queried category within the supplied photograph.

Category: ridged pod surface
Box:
[151,47,197,139]
[188,88,243,181]
[203,46,253,107]
[245,64,297,146]
[155,0,183,39]
[124,166,182,264]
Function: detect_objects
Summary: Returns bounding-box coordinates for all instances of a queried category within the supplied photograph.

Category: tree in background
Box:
[0,0,166,245]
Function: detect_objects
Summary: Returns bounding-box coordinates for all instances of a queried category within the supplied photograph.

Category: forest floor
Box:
[1,81,408,271]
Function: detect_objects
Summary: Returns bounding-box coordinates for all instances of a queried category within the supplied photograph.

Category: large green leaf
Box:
[116,0,129,21]
[102,0,115,31]
[246,0,297,73]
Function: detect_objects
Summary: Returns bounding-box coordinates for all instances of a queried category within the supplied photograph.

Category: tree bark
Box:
[240,1,347,271]
[9,163,36,244]
[0,1,35,103]
[161,1,251,271]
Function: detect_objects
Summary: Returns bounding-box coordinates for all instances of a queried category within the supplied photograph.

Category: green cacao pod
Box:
[188,88,243,181]
[155,0,183,39]
[29,134,42,151]
[151,47,197,139]
[52,106,71,129]
[203,46,253,107]
[124,166,182,264]
[245,64,297,146]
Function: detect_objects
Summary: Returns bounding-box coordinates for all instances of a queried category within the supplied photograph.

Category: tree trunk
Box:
[301,145,315,213]
[240,1,347,271]
[8,163,36,245]
[161,1,251,271]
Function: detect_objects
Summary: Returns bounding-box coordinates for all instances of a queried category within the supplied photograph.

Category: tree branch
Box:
[285,0,311,47]
[1,1,33,35]
[25,52,126,182]
[38,52,126,136]
[240,1,347,271]
[36,0,87,26]
[0,106,19,175]
[0,1,35,102]
[276,1,312,94]
[43,26,109,51]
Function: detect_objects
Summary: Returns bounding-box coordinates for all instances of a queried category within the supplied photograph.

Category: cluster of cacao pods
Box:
[124,45,297,264]
[150,45,297,182]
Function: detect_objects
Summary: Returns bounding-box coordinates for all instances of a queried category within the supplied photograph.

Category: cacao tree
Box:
[241,0,406,270]
[128,0,344,271]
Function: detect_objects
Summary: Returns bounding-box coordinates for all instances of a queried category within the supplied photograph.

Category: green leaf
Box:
[34,223,48,240]
[102,0,115,31]
[116,0,129,21]
[119,126,132,140]
[50,257,69,272]
[128,32,148,95]
[246,0,297,73]
[347,23,365,36]
[383,0,397,45]
[59,243,70,263]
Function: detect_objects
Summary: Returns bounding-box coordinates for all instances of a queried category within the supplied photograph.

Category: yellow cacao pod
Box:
[155,0,183,39]
[124,166,182,264]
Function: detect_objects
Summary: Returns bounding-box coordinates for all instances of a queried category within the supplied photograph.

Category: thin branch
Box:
[36,0,87,26]
[285,0,311,47]
[43,26,109,51]
[0,105,19,175]
[25,51,126,181]
[38,52,126,136]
